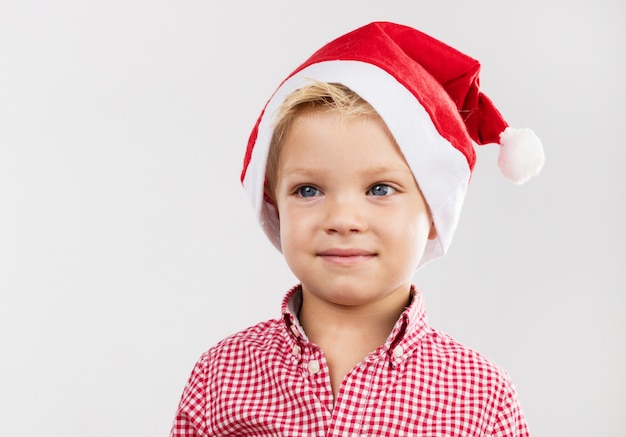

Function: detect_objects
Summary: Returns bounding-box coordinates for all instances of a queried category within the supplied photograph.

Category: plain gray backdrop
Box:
[1,1,624,436]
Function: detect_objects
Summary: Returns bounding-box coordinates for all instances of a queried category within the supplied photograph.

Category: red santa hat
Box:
[241,21,544,266]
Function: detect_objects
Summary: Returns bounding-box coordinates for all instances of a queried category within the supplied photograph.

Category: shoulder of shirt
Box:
[421,325,515,386]
[195,318,285,362]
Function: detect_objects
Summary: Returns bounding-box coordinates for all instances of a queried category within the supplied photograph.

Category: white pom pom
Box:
[498,127,545,184]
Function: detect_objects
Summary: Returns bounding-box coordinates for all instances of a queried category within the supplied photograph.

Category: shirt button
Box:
[292,345,301,356]
[290,325,301,337]
[393,345,404,358]
[307,359,320,374]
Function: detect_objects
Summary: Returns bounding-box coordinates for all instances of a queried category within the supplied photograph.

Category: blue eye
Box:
[297,186,320,198]
[368,184,395,196]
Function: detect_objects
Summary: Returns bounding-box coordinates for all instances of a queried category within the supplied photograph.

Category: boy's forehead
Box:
[289,106,388,124]
[277,111,410,172]
[283,109,395,144]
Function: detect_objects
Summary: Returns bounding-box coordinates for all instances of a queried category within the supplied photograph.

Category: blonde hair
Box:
[265,81,383,197]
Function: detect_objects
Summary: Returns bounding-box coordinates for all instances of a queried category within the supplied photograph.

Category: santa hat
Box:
[240,21,544,267]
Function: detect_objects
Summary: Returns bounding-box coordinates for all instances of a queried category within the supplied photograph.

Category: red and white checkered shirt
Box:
[170,286,529,436]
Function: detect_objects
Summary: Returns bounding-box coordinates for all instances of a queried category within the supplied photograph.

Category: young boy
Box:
[170,22,544,436]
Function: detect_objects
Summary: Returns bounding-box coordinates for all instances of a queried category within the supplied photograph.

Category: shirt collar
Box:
[280,284,431,366]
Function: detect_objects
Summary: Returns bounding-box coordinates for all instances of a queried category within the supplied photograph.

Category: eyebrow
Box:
[280,165,412,178]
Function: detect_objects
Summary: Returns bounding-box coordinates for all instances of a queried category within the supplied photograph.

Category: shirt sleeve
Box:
[490,376,531,437]
[170,354,210,437]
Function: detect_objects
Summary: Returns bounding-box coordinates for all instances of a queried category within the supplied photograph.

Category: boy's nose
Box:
[323,196,367,234]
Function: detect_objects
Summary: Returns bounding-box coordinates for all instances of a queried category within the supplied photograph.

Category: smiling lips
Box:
[317,248,376,266]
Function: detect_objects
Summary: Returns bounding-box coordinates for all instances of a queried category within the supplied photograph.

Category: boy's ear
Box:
[263,187,280,219]
[428,222,438,240]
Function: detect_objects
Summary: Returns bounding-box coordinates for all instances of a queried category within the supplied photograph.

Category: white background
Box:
[1,1,624,436]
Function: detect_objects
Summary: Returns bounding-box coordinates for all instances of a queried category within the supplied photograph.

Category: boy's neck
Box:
[298,285,411,349]
[297,285,411,400]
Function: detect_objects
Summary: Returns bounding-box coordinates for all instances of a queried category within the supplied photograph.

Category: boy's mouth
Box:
[316,248,376,265]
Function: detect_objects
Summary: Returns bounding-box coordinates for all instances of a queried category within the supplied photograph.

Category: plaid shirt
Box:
[170,286,529,436]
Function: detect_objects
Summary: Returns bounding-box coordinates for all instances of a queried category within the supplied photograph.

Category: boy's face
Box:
[274,110,436,309]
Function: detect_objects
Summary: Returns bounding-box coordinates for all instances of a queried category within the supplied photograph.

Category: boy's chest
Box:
[211,348,495,436]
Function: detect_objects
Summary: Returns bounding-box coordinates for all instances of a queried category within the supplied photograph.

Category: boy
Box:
[171,22,544,436]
